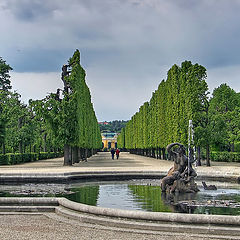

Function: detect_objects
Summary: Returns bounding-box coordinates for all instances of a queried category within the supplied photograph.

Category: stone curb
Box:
[58,198,240,226]
[1,197,239,227]
[0,171,239,183]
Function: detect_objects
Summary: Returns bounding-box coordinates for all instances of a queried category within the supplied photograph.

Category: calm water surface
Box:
[1,179,240,215]
[66,179,240,215]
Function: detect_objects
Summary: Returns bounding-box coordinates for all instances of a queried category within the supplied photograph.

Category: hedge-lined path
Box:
[0,152,240,181]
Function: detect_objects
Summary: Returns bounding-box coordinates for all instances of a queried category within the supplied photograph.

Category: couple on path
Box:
[111,148,120,160]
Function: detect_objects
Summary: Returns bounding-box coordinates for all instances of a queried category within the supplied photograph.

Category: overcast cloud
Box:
[1,0,240,121]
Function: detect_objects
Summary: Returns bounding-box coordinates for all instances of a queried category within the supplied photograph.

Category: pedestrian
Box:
[116,148,120,159]
[111,148,115,160]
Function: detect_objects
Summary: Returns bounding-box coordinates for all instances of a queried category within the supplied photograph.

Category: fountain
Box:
[160,120,226,214]
[160,142,199,193]
[160,121,199,194]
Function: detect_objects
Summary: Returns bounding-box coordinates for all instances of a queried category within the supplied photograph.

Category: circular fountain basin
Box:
[1,179,240,216]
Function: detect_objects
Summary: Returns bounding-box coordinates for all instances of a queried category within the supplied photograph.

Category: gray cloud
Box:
[2,0,56,21]
[2,0,240,120]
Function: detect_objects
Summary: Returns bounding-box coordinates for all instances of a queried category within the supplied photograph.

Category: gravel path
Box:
[0,213,233,240]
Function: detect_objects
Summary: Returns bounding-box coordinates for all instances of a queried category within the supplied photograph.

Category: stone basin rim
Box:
[0,171,239,184]
[0,197,240,226]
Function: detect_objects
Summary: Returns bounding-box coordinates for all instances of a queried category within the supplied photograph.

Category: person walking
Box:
[116,148,120,159]
[111,148,115,160]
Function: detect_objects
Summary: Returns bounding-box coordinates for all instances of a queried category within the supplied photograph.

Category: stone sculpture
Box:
[161,142,199,194]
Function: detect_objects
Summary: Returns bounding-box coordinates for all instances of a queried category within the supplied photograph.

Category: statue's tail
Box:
[166,142,185,153]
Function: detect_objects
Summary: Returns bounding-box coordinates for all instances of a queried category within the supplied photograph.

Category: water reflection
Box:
[64,182,240,215]
[128,185,172,212]
[0,180,240,215]
[67,186,99,206]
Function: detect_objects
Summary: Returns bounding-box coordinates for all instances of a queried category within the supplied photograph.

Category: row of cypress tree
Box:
[32,50,102,165]
[118,61,209,161]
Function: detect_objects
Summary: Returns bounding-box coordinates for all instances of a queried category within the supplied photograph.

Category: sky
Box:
[1,0,240,121]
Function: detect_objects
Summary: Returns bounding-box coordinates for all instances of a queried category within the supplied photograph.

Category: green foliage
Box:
[117,127,125,148]
[0,57,12,91]
[209,84,240,151]
[0,55,96,168]
[31,95,65,150]
[67,185,99,206]
[0,152,63,165]
[0,51,101,165]
[66,50,101,149]
[210,83,239,113]
[119,61,209,151]
[210,151,240,162]
[99,120,128,133]
[31,50,102,151]
[128,185,172,212]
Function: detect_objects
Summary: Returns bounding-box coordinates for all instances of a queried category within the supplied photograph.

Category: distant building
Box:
[101,132,118,149]
[98,121,109,125]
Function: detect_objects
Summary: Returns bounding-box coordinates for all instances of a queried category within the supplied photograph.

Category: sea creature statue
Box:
[161,143,199,194]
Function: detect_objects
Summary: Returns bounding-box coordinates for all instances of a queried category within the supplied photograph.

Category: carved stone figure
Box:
[161,142,199,194]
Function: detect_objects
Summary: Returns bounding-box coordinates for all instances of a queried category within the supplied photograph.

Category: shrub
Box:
[210,151,240,162]
[0,152,63,165]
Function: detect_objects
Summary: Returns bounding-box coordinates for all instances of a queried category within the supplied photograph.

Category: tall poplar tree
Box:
[119,61,209,161]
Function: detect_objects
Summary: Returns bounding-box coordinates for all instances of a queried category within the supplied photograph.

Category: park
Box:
[1,49,240,240]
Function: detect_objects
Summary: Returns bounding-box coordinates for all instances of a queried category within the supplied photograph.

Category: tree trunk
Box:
[206,144,210,167]
[197,146,201,166]
[19,142,23,154]
[159,148,162,159]
[152,148,156,158]
[72,146,78,164]
[81,148,85,160]
[91,148,94,157]
[231,143,234,152]
[43,133,47,152]
[64,144,72,166]
[162,148,166,160]
[85,148,88,161]
[88,148,91,158]
[78,148,81,162]
[2,143,6,155]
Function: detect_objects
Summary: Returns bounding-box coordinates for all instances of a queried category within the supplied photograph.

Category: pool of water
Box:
[1,179,240,215]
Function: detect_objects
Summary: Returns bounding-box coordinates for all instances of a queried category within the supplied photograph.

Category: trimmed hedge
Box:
[0,152,63,165]
[210,151,240,162]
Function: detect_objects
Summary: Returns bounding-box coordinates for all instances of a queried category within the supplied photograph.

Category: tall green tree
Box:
[0,57,12,152]
[32,50,102,165]
[0,57,12,91]
[119,61,209,162]
[209,83,240,152]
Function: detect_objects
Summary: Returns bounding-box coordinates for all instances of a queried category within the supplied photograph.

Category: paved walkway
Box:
[0,213,232,240]
[0,152,240,180]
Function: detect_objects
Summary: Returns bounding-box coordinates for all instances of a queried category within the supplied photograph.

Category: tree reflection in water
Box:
[66,185,99,206]
[128,184,172,212]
